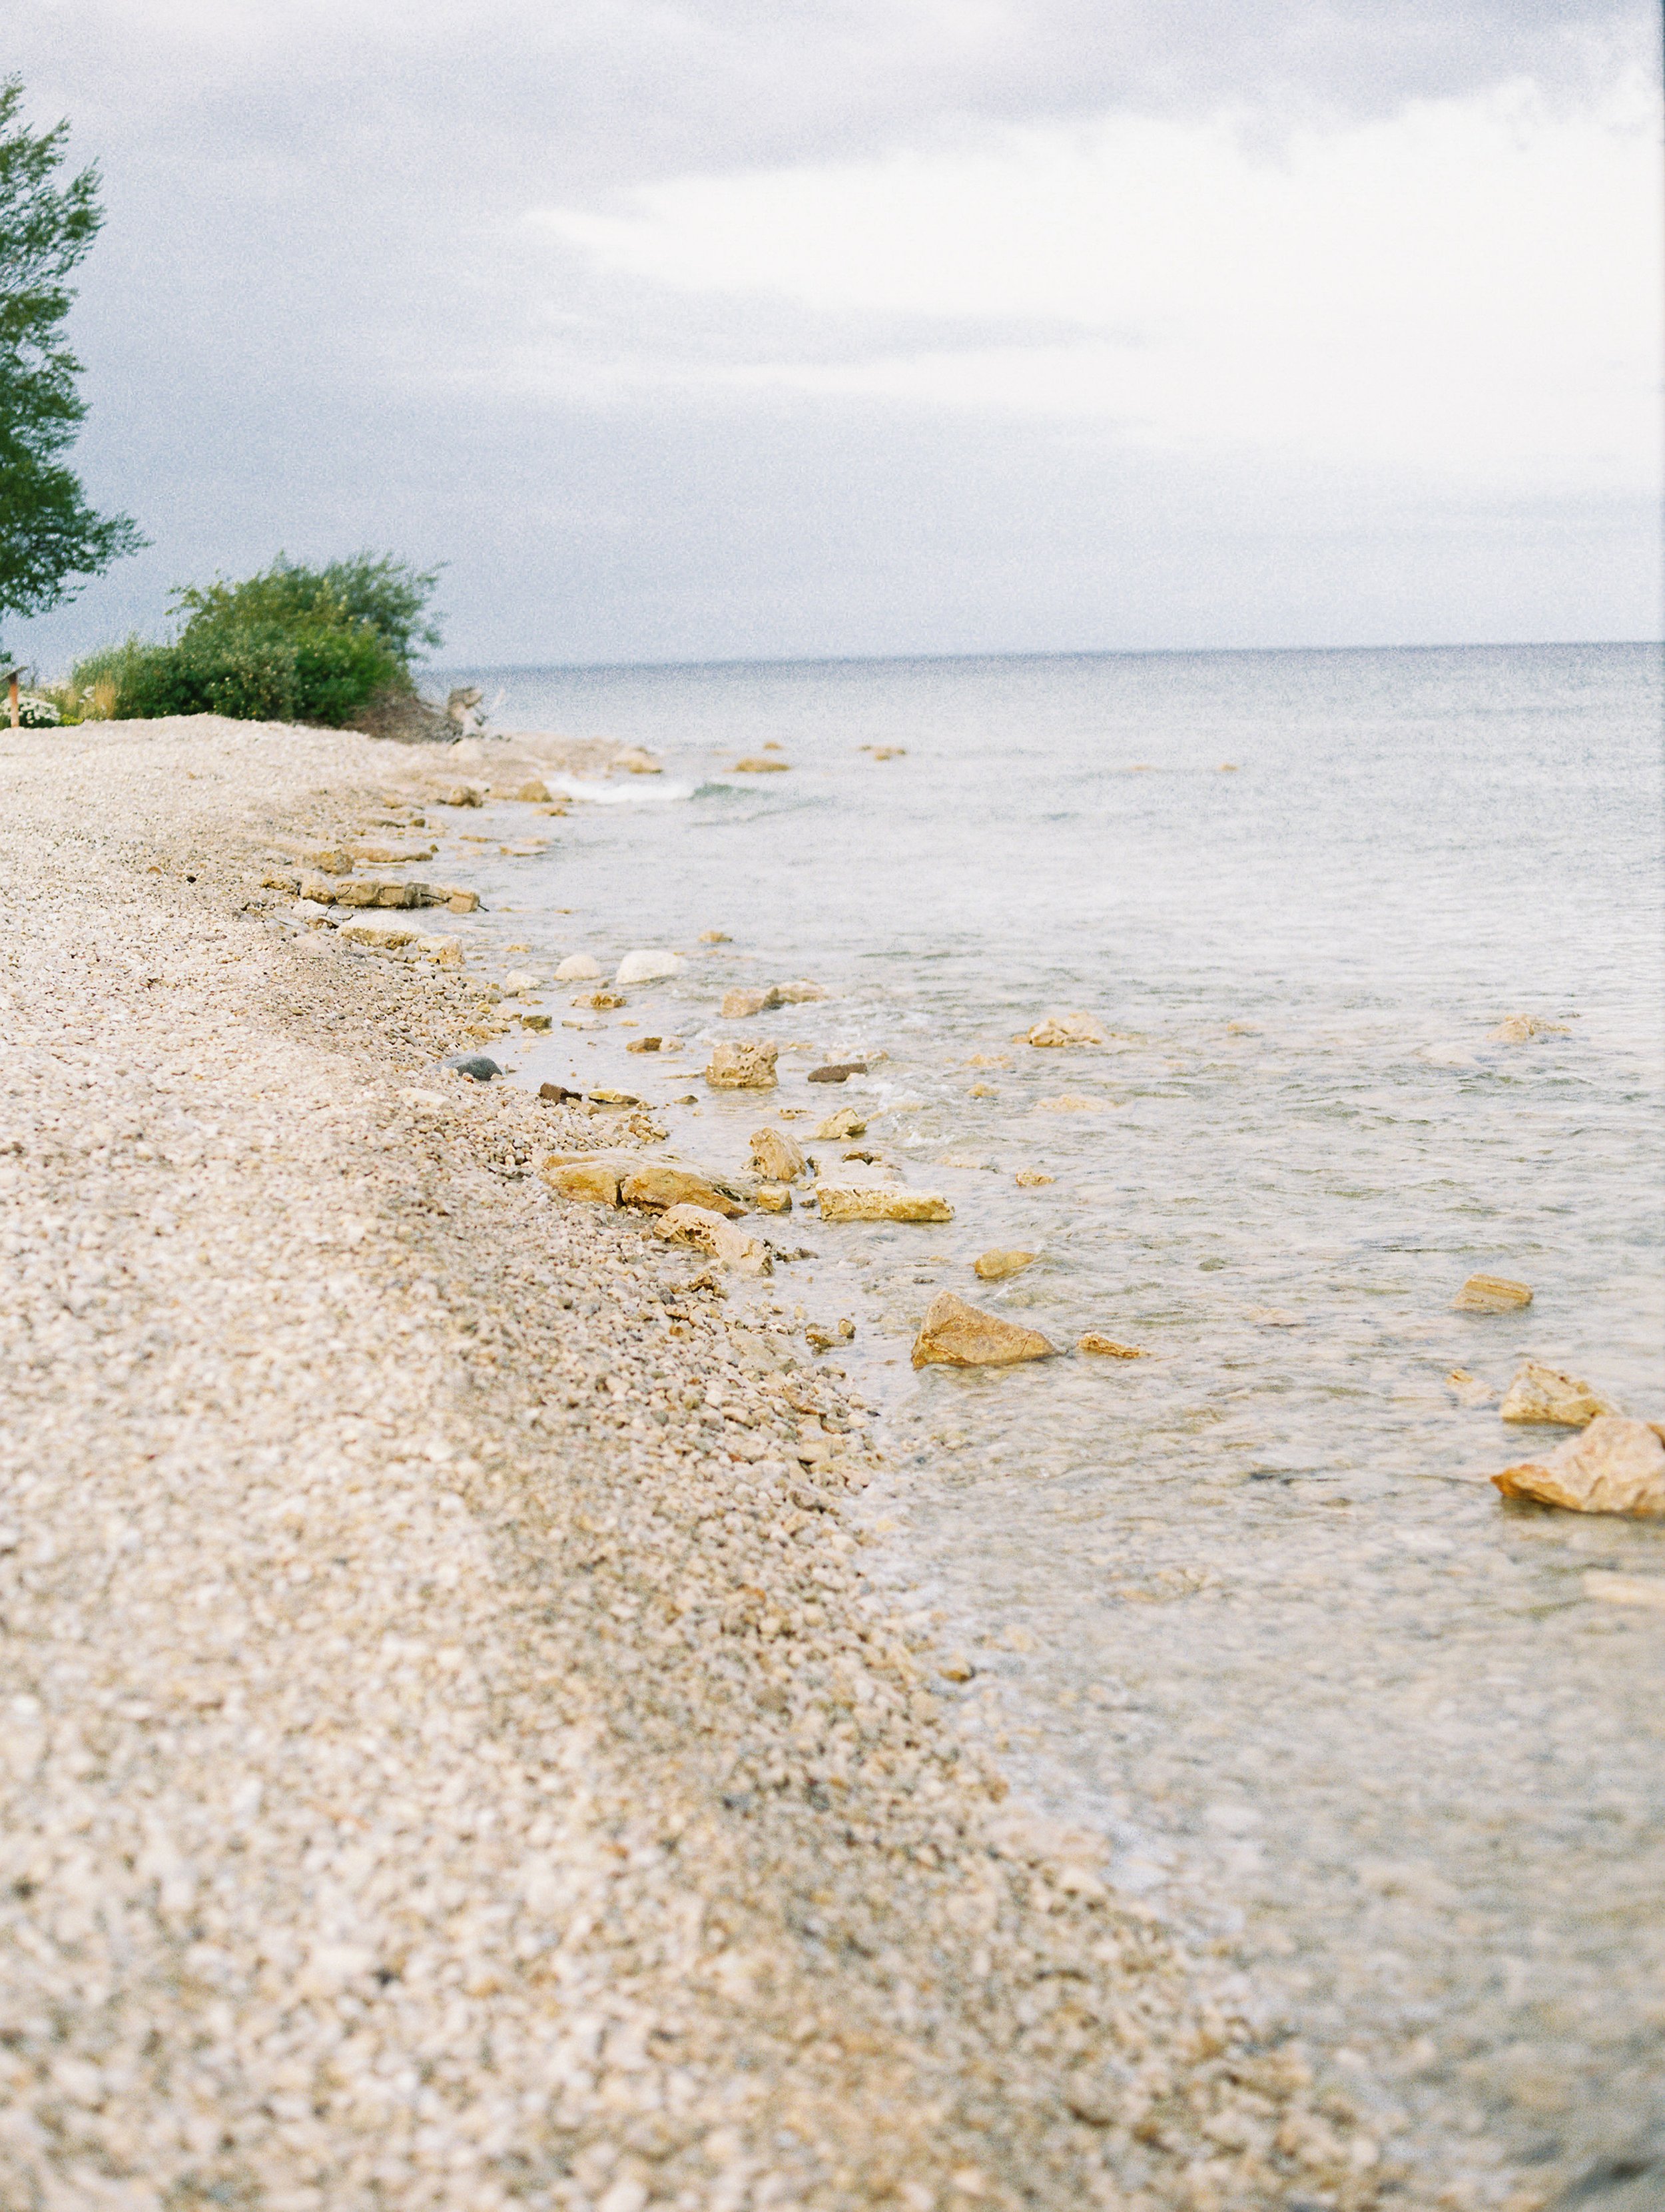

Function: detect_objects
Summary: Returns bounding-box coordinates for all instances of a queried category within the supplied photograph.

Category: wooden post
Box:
[7,672,18,732]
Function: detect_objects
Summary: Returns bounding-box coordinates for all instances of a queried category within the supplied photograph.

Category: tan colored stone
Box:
[968,1082,998,1098]
[440,784,483,807]
[734,756,791,773]
[1499,1359,1617,1427]
[1489,1014,1570,1043]
[1446,1367,1497,1407]
[541,1156,623,1206]
[1077,1334,1148,1358]
[444,889,480,915]
[974,1249,1036,1282]
[723,986,778,1018]
[1014,1170,1055,1188]
[750,1127,808,1182]
[1453,1273,1533,1312]
[813,1106,866,1140]
[619,1163,745,1218]
[816,1184,952,1224]
[1583,1571,1665,1607]
[298,873,339,904]
[571,988,627,1010]
[1028,1012,1106,1048]
[515,779,551,803]
[1493,1417,1665,1517]
[911,1293,1056,1369]
[613,746,661,775]
[774,979,827,1003]
[706,1040,779,1090]
[752,1182,793,1213]
[336,915,420,950]
[655,1203,772,1274]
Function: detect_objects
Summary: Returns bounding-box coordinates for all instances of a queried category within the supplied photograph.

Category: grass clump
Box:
[67,552,442,727]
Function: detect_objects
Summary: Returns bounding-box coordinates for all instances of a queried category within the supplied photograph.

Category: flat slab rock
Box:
[1499,1359,1617,1426]
[816,1183,952,1224]
[912,1292,1056,1369]
[1494,1417,1665,1517]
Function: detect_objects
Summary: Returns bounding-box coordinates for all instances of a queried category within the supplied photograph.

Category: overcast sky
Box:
[13,0,1662,671]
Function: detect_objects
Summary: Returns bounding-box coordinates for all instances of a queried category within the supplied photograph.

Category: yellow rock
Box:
[750,1127,807,1182]
[1077,1334,1148,1358]
[1493,1417,1665,1517]
[816,1184,952,1224]
[1489,1014,1570,1043]
[734,756,791,772]
[722,986,777,1018]
[751,1182,793,1213]
[1499,1359,1617,1427]
[618,1163,745,1217]
[699,929,731,942]
[813,1106,866,1140]
[1453,1274,1533,1313]
[655,1203,772,1274]
[541,1156,621,1205]
[515,779,551,803]
[706,1040,779,1090]
[1028,1012,1106,1048]
[973,1249,1036,1282]
[911,1293,1056,1369]
[444,889,480,914]
[571,988,627,1010]
[1014,1170,1055,1188]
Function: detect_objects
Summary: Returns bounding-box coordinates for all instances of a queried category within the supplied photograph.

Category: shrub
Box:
[66,552,443,727]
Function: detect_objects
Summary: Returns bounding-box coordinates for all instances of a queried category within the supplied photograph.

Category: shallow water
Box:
[437,643,1664,2202]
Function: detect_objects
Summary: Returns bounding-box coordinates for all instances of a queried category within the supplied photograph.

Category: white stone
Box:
[555,953,603,980]
[615,948,685,986]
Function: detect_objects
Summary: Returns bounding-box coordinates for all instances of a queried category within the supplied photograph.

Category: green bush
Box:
[67,552,443,727]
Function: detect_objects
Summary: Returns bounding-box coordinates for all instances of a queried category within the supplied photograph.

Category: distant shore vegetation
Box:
[47,552,444,727]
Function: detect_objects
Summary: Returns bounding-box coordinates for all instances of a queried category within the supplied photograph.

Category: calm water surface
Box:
[435,644,1664,2203]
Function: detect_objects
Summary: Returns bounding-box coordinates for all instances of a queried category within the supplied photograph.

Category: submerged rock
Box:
[555,953,603,981]
[750,1127,808,1183]
[973,1249,1036,1282]
[1453,1273,1534,1313]
[817,1184,952,1224]
[1446,1367,1498,1407]
[1014,1170,1056,1188]
[1028,1013,1106,1048]
[912,1293,1056,1369]
[655,1203,773,1274]
[1078,1334,1149,1358]
[1488,1014,1570,1043]
[1499,1359,1617,1427]
[571,988,627,1010]
[613,747,663,775]
[722,987,776,1018]
[733,756,791,773]
[615,948,685,986]
[808,1062,868,1084]
[1493,1417,1665,1517]
[706,1040,779,1090]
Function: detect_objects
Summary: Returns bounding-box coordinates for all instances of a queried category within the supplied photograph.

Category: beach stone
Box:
[699,928,731,942]
[1489,1014,1570,1043]
[750,1127,808,1182]
[338,916,418,949]
[619,1163,745,1218]
[1493,1417,1665,1517]
[817,1184,952,1224]
[1453,1273,1534,1312]
[723,986,779,1018]
[615,948,685,986]
[734,756,790,773]
[625,1036,663,1053]
[572,988,627,1010]
[1078,1333,1149,1358]
[330,879,384,907]
[775,979,828,1003]
[1014,1170,1056,1188]
[538,1082,581,1102]
[813,1107,867,1140]
[1447,1367,1497,1407]
[415,932,463,969]
[298,873,340,903]
[555,953,603,980]
[1500,1359,1617,1427]
[613,746,661,774]
[752,1182,793,1213]
[442,1052,502,1082]
[519,1012,552,1032]
[1028,1012,1106,1048]
[912,1293,1056,1369]
[542,1156,623,1205]
[974,1249,1036,1282]
[515,779,551,803]
[440,785,483,807]
[808,1062,868,1084]
[707,1040,779,1090]
[655,1203,773,1274]
[444,888,481,914]
[503,969,542,994]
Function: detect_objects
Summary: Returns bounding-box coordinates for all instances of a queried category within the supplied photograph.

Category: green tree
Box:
[0,74,143,660]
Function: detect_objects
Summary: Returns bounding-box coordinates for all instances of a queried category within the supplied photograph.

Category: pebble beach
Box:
[0,713,1403,2212]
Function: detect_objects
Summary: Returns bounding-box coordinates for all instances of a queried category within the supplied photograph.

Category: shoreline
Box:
[0,715,1386,2209]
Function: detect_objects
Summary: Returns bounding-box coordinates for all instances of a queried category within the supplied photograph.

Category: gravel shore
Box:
[0,717,1387,2212]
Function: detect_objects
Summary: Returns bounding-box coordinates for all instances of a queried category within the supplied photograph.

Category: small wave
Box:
[553,776,697,807]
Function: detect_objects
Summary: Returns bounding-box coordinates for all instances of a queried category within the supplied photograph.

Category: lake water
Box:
[436,643,1665,2207]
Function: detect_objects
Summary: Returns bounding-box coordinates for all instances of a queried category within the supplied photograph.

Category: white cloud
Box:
[532,79,1661,492]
